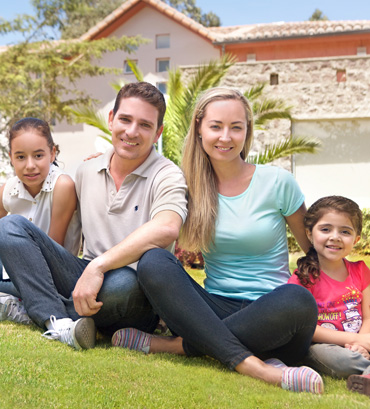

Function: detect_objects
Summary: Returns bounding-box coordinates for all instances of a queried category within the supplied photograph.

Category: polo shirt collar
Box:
[97,146,160,178]
[9,163,57,200]
[96,147,114,172]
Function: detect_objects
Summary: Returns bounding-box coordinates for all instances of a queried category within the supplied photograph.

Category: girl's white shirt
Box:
[2,164,81,256]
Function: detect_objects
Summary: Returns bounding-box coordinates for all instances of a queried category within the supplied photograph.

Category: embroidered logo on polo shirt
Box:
[135,206,139,211]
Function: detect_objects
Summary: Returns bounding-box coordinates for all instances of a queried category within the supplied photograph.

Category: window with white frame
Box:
[156,58,170,73]
[156,34,170,49]
[157,82,167,94]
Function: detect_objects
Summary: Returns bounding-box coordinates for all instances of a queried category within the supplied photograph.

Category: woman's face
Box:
[199,99,248,166]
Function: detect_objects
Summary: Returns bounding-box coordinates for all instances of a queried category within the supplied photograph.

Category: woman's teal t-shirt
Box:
[203,165,304,301]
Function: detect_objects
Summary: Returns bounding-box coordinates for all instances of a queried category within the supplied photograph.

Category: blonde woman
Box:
[112,88,323,394]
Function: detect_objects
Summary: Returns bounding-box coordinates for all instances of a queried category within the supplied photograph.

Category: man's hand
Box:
[73,260,104,316]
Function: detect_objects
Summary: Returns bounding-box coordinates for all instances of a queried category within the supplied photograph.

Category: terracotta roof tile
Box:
[214,20,370,43]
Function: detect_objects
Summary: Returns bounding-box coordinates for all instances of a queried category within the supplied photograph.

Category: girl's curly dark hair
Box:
[294,195,362,287]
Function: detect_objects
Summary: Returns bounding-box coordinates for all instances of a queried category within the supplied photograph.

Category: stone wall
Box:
[181,54,370,137]
[222,55,370,118]
[181,55,370,207]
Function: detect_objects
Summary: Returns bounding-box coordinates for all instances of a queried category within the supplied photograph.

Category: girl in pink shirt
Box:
[288,195,370,396]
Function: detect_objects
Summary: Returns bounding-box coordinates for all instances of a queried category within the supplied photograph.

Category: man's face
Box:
[108,97,163,166]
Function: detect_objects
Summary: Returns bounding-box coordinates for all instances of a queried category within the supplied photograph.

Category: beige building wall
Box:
[53,6,219,177]
[292,119,370,209]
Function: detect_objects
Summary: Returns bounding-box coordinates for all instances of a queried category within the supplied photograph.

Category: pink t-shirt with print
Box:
[288,260,370,333]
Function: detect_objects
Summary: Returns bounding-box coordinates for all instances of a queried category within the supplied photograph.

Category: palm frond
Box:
[110,79,126,93]
[253,97,292,129]
[162,54,236,164]
[253,98,292,115]
[126,59,144,81]
[248,136,321,165]
[71,106,111,138]
[182,53,235,111]
[166,69,184,101]
[98,134,113,143]
[110,60,142,92]
[244,83,266,101]
[254,111,292,129]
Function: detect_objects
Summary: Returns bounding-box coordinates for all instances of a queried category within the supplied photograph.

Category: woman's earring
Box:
[198,134,202,139]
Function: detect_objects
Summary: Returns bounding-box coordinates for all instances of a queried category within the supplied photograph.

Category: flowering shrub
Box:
[174,242,204,269]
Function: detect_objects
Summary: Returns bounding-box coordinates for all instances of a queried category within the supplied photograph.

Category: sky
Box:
[197,0,370,26]
[1,0,370,44]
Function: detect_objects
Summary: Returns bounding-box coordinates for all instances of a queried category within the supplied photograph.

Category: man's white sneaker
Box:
[0,292,32,324]
[42,315,96,350]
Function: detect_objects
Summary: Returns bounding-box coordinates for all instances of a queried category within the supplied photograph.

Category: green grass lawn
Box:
[1,259,370,408]
[1,322,369,409]
[0,322,370,409]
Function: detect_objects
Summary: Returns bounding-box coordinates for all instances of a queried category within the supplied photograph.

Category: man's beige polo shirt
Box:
[75,147,187,268]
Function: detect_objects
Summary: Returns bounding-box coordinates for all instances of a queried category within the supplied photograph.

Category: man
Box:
[0,82,187,349]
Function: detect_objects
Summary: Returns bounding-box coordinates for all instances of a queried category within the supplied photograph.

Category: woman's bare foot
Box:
[235,356,323,394]
[235,356,282,385]
[150,335,185,355]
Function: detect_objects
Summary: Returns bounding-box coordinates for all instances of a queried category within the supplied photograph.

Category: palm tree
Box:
[244,82,319,164]
[71,55,320,165]
[161,54,236,164]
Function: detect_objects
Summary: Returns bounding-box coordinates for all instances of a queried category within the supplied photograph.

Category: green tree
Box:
[59,0,124,39]
[71,56,320,165]
[0,0,145,135]
[309,9,329,21]
[164,0,220,27]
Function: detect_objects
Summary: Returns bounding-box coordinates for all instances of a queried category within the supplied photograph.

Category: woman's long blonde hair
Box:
[179,87,254,253]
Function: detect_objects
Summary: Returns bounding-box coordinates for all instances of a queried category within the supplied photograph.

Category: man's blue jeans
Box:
[0,215,158,334]
[0,256,21,297]
[138,248,318,370]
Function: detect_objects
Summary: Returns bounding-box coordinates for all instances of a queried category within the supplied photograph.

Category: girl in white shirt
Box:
[0,118,80,320]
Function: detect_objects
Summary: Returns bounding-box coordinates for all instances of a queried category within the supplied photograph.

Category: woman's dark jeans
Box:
[138,248,318,370]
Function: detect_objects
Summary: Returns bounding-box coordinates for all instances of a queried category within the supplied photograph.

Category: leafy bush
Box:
[286,226,302,253]
[355,208,370,255]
